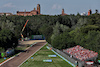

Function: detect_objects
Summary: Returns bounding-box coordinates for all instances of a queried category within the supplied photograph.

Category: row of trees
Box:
[50,14,100,59]
[0,13,100,59]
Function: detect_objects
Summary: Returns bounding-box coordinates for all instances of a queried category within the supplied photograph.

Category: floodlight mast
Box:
[21,19,29,39]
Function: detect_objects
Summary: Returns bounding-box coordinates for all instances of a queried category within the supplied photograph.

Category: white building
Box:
[0,13,12,16]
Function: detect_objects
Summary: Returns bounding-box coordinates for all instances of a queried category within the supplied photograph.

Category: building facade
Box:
[88,9,92,15]
[17,4,41,16]
[0,13,12,16]
[61,9,67,16]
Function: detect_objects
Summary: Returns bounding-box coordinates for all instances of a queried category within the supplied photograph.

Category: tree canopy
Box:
[0,14,100,59]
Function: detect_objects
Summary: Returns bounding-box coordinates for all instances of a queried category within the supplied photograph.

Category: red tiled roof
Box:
[25,12,30,13]
[31,10,38,12]
[17,12,30,13]
[61,13,67,16]
[17,10,38,14]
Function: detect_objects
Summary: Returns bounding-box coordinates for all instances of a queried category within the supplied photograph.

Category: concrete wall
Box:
[48,44,84,67]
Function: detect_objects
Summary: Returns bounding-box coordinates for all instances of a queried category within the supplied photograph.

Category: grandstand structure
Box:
[63,45,98,66]
[63,45,98,61]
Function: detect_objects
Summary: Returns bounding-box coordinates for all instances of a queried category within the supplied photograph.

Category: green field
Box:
[20,44,72,67]
[0,57,9,63]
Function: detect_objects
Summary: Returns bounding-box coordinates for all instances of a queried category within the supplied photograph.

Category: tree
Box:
[72,18,88,29]
[51,21,69,43]
[39,24,53,43]
[95,9,98,14]
[0,29,18,51]
[52,31,76,49]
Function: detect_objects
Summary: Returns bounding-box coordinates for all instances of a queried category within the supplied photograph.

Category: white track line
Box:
[18,43,47,67]
[0,42,37,66]
[0,56,14,66]
[0,52,21,66]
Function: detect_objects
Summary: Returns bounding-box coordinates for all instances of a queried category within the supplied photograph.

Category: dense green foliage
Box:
[0,29,18,51]
[0,14,100,59]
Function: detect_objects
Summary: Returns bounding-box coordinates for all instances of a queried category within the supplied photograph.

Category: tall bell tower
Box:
[88,9,92,16]
[37,4,40,14]
[62,9,64,15]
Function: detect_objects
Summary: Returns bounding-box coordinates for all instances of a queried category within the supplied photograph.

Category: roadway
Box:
[1,42,46,67]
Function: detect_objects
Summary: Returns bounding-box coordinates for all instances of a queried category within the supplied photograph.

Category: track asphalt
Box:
[1,42,46,67]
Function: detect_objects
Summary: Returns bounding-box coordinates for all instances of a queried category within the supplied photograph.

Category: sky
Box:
[0,0,100,15]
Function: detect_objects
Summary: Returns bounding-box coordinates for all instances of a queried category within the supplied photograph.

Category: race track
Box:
[1,40,46,67]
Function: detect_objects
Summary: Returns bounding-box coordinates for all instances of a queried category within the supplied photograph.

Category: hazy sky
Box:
[0,0,100,15]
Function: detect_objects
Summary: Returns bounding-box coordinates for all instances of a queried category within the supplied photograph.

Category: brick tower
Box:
[37,4,40,14]
[88,9,92,16]
[62,9,64,15]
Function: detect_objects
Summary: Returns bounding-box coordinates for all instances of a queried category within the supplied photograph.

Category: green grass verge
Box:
[0,57,9,63]
[20,44,72,67]
[15,46,26,50]
[0,44,28,63]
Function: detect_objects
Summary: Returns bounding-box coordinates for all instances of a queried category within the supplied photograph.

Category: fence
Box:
[47,44,76,67]
[48,43,85,67]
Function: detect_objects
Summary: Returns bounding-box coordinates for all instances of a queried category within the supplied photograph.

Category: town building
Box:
[17,4,41,16]
[0,13,12,16]
[81,12,87,16]
[61,9,67,16]
[88,9,92,15]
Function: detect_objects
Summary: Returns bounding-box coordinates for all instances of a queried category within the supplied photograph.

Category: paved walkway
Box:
[1,42,46,67]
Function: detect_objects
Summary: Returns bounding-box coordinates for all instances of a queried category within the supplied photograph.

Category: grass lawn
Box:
[20,44,73,67]
[0,57,9,63]
[0,47,7,63]
[15,46,26,50]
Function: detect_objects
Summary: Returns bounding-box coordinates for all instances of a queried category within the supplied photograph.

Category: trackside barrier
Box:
[46,46,76,67]
[30,42,37,47]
